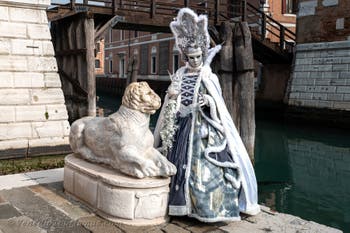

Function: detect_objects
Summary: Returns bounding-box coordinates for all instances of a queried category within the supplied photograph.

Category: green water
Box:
[97,94,350,232]
[255,118,350,232]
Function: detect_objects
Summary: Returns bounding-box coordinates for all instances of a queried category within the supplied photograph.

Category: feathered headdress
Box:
[170,8,210,60]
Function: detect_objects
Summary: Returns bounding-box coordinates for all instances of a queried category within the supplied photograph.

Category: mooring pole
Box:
[233,22,255,162]
[84,14,96,117]
[219,21,234,115]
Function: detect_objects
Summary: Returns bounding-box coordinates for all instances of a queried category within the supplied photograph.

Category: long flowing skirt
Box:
[167,112,241,222]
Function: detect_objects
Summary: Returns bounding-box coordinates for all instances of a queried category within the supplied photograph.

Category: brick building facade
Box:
[104,30,180,80]
[288,0,350,111]
[100,0,296,82]
[95,38,105,77]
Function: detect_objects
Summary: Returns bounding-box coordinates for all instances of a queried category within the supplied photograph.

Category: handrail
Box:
[246,2,295,37]
[49,0,296,54]
[244,2,295,51]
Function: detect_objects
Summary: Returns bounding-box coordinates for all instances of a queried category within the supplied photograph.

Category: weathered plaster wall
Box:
[297,0,350,43]
[0,0,70,158]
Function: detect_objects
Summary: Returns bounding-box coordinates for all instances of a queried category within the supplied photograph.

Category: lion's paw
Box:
[153,155,177,177]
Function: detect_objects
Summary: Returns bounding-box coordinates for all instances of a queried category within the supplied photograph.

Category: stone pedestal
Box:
[63,154,171,226]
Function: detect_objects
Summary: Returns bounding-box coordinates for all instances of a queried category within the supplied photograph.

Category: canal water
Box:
[97,93,350,232]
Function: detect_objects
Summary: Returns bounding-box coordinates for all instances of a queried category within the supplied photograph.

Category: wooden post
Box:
[241,0,247,21]
[70,0,75,9]
[233,22,255,162]
[280,27,285,50]
[214,0,220,25]
[112,0,115,14]
[151,0,156,18]
[126,55,138,86]
[84,14,96,117]
[131,56,138,83]
[184,0,189,7]
[261,14,266,40]
[218,22,234,115]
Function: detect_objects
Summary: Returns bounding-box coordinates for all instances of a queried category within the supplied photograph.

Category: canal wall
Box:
[256,63,291,104]
[0,0,70,159]
[288,41,350,111]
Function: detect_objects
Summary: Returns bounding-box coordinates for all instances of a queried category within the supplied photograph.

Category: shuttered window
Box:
[282,0,297,14]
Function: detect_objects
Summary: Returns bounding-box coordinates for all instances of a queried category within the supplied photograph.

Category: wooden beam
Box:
[84,16,96,117]
[94,15,123,43]
[47,8,79,22]
[59,70,88,97]
[55,48,87,56]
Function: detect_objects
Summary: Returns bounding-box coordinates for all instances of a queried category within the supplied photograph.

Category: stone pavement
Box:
[0,169,343,233]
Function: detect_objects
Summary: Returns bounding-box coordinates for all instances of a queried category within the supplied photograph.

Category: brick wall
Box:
[0,0,70,158]
[288,41,350,110]
[297,0,350,43]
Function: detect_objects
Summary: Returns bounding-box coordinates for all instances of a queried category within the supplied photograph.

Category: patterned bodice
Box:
[181,71,199,106]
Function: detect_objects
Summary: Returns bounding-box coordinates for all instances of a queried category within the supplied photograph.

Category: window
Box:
[282,0,297,14]
[134,30,138,38]
[109,28,113,42]
[173,54,179,73]
[119,58,125,78]
[96,42,100,53]
[151,46,157,74]
[172,44,180,73]
[95,59,100,68]
[151,56,157,74]
[120,30,124,40]
[109,60,113,73]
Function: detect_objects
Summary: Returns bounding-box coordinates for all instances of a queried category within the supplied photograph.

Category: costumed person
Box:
[154,8,260,222]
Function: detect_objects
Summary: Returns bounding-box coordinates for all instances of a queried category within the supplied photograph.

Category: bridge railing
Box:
[50,1,241,24]
[245,2,296,52]
[50,0,113,9]
[49,0,296,52]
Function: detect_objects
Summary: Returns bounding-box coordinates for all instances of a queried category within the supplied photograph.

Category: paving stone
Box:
[0,187,89,233]
[170,216,200,228]
[202,229,227,233]
[115,222,167,233]
[0,203,21,219]
[185,224,220,233]
[78,216,123,233]
[0,170,342,233]
[28,184,92,221]
[0,216,46,233]
[220,210,342,233]
[162,223,191,233]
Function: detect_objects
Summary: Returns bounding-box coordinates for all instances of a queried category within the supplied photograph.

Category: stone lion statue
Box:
[69,82,177,178]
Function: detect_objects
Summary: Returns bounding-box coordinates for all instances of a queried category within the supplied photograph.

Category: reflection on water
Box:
[97,93,350,232]
[256,119,350,232]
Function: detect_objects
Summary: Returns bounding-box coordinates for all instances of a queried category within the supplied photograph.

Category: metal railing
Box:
[245,2,296,51]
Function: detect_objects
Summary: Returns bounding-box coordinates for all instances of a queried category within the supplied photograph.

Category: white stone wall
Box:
[288,41,350,110]
[0,0,70,158]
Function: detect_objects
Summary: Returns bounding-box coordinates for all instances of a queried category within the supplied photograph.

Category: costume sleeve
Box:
[153,94,169,148]
[209,71,223,97]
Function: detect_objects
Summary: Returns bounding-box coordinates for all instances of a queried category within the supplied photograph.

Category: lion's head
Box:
[122,82,161,114]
